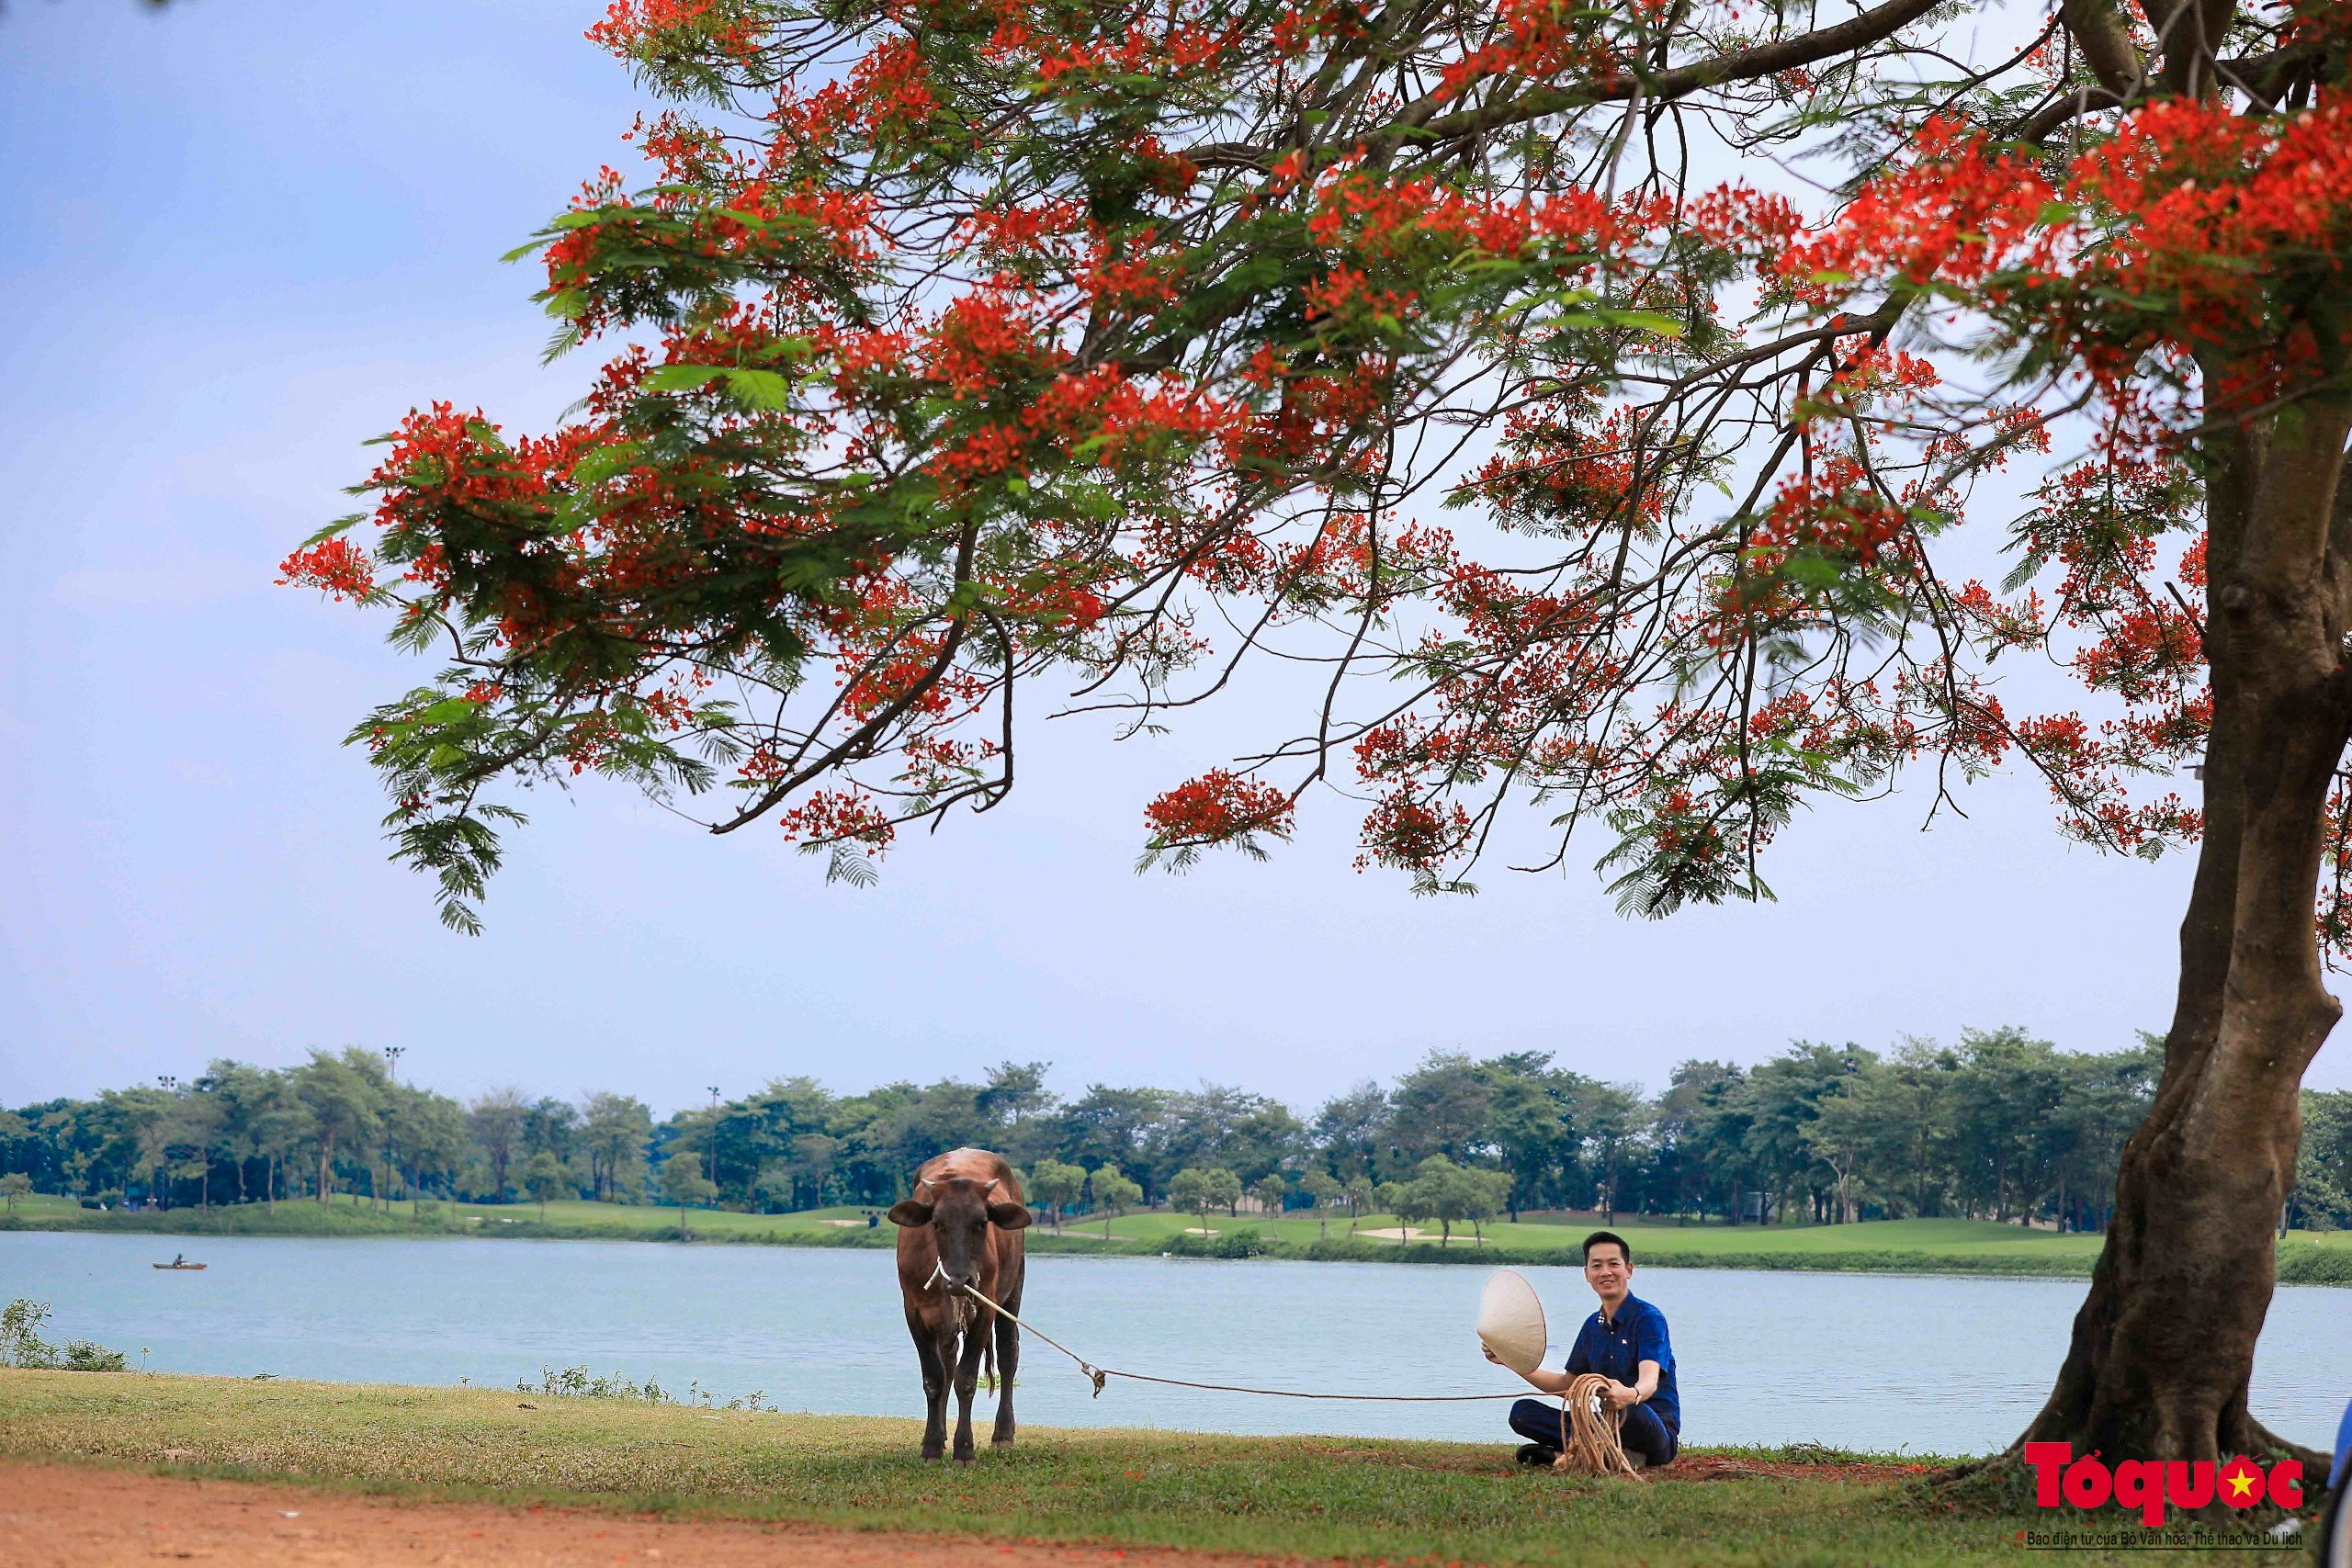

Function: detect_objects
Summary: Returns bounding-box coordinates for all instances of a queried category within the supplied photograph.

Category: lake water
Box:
[4,1233,2345,1455]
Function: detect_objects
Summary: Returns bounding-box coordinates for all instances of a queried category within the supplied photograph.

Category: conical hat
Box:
[1476,1268,1547,1375]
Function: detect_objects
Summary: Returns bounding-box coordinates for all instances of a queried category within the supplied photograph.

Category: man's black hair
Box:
[1582,1229,1632,1265]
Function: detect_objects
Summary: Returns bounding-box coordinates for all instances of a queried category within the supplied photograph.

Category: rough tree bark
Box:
[2019,395,2352,1470]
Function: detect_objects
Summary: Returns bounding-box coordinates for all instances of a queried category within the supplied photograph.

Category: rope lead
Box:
[954,1282,1531,1405]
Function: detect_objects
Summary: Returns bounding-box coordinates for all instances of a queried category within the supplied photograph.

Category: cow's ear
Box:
[887,1200,933,1226]
[986,1201,1033,1231]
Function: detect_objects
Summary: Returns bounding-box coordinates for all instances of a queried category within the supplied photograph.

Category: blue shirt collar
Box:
[1594,1294,1642,1330]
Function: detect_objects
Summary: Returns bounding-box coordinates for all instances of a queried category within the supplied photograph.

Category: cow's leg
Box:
[990,1313,1020,1448]
[934,1325,969,1461]
[951,1318,988,1463]
[910,1313,949,1461]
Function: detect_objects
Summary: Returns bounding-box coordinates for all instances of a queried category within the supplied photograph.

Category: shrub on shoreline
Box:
[516,1363,772,1411]
[0,1299,128,1372]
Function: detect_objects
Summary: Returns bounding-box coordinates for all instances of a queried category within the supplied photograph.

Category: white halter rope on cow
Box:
[922,1255,1009,1388]
[946,1279,1637,1478]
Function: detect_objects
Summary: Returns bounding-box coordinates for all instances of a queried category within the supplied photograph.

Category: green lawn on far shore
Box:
[0,1371,2309,1567]
[10,1190,2347,1273]
[1074,1210,2129,1255]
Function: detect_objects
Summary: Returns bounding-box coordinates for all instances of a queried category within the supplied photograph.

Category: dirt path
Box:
[1,1461,1308,1568]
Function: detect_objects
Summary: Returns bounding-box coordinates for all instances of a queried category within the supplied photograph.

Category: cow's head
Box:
[888,1176,1030,1292]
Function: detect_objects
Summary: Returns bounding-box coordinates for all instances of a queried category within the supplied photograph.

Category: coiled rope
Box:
[1555,1371,1638,1476]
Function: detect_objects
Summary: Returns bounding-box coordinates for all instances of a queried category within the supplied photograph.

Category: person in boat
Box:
[171,1253,185,1266]
[1482,1229,1679,1470]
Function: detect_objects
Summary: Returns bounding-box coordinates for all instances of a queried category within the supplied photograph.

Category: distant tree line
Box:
[6,1033,2349,1233]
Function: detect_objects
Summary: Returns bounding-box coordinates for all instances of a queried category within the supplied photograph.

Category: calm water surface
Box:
[4,1233,2344,1454]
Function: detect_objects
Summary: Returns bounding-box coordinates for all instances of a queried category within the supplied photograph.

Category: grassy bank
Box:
[0,1371,2303,1565]
[9,1193,2349,1282]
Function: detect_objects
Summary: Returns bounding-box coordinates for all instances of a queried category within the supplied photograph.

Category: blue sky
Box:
[4,0,2340,1116]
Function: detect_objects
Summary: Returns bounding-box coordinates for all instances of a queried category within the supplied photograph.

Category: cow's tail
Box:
[983,1324,998,1392]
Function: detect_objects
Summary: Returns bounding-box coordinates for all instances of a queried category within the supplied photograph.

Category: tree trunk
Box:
[267,1154,277,1214]
[2014,399,2351,1472]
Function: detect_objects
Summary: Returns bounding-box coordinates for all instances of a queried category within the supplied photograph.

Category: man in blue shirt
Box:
[1483,1229,1679,1469]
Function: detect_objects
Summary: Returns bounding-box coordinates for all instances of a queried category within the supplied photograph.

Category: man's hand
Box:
[1601,1380,1640,1409]
[1485,1342,1567,1393]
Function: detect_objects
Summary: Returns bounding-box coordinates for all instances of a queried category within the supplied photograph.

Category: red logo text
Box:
[2023,1443,2303,1526]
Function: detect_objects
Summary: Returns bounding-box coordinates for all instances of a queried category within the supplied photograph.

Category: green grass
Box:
[0,1191,873,1239]
[0,1371,2301,1566]
[450,1196,882,1237]
[10,1194,2345,1283]
[2,1191,442,1235]
[1144,1213,2122,1255]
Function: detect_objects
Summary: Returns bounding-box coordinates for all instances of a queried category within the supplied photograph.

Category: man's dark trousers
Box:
[1509,1396,1679,1466]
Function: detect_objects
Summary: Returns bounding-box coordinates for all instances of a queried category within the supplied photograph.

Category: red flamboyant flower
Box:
[277,537,378,603]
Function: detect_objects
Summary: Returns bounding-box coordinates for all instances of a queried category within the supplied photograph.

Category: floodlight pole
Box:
[379,1047,407,1210]
[707,1086,722,1187]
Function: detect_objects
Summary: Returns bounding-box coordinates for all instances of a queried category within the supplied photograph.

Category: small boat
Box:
[153,1256,207,1271]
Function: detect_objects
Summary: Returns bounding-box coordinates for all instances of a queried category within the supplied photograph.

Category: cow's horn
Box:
[984,1178,1001,1190]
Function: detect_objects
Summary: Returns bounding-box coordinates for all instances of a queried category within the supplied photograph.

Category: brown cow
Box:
[888,1146,1031,1461]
